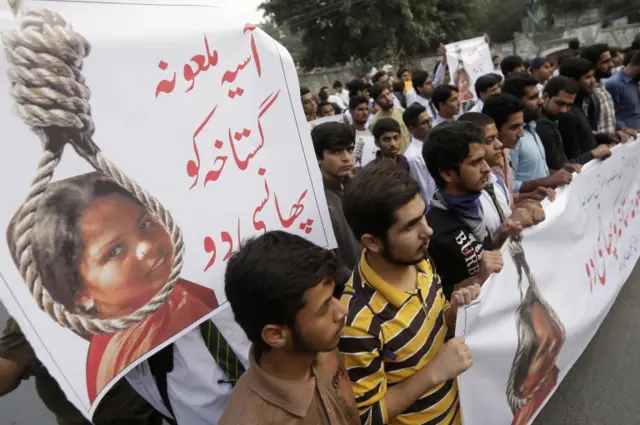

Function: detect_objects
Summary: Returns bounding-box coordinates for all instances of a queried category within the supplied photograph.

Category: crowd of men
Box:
[1,36,640,425]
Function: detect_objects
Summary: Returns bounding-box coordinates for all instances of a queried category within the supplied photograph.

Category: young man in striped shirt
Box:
[339,163,481,425]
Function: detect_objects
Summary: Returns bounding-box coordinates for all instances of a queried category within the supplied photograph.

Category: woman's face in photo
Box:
[76,194,173,319]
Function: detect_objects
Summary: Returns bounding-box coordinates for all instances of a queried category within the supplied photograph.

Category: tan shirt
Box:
[218,347,354,425]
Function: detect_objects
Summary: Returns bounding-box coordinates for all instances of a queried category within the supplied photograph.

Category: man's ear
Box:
[361,233,383,253]
[440,169,457,185]
[261,324,289,349]
[542,92,550,103]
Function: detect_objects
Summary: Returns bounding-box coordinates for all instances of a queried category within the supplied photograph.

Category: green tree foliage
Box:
[260,0,484,69]
[259,20,306,65]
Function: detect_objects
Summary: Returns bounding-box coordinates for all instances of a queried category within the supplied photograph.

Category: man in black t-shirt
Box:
[422,122,524,298]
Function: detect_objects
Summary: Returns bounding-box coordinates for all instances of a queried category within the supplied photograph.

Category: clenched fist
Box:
[431,337,473,383]
[479,250,504,281]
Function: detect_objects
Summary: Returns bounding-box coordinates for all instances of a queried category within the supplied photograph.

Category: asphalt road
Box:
[2,261,640,424]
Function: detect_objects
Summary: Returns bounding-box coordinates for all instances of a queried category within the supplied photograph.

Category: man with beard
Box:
[221,231,359,425]
[537,76,612,170]
[501,74,577,193]
[368,83,411,153]
[339,163,481,425]
[606,50,640,130]
[372,119,410,172]
[405,69,438,118]
[581,44,635,140]
[425,122,521,299]
[559,58,618,162]
[312,122,362,272]
[403,103,437,203]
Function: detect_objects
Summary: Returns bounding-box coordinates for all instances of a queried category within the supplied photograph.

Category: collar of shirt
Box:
[358,250,433,308]
[408,136,424,150]
[246,346,318,418]
[323,177,346,196]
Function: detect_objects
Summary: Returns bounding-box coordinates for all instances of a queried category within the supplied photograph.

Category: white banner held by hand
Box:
[456,139,640,425]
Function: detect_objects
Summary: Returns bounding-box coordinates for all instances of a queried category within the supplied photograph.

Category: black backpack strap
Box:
[148,344,177,425]
[199,320,246,385]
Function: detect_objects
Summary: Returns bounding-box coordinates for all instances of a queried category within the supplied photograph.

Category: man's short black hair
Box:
[397,68,410,79]
[318,89,329,102]
[333,80,343,89]
[403,103,427,128]
[343,162,421,240]
[411,70,431,90]
[423,121,484,189]
[349,95,369,111]
[628,50,640,66]
[569,39,581,50]
[225,230,337,350]
[543,76,579,98]
[458,112,496,132]
[372,118,401,141]
[347,79,368,97]
[559,57,594,82]
[369,82,387,103]
[502,73,539,99]
[432,84,458,111]
[580,44,610,67]
[300,86,311,97]
[501,55,524,75]
[372,70,387,83]
[492,55,500,61]
[475,73,500,98]
[482,93,525,132]
[311,122,355,160]
[316,101,332,116]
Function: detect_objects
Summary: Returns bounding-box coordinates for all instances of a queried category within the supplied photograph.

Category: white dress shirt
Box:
[480,172,512,235]
[405,137,437,204]
[469,99,484,113]
[406,92,437,120]
[126,304,251,425]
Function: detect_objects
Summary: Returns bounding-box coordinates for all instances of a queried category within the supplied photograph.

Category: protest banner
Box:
[0,0,335,419]
[456,139,640,425]
[445,36,495,112]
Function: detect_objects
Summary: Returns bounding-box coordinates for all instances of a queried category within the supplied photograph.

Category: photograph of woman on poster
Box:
[506,237,566,425]
[454,66,476,112]
[6,172,218,403]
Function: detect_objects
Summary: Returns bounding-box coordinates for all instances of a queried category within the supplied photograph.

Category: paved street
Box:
[2,261,640,424]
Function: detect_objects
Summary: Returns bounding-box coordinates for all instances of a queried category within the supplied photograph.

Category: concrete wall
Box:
[298,21,640,92]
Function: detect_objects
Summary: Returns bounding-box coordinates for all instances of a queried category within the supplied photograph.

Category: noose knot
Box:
[2,8,95,152]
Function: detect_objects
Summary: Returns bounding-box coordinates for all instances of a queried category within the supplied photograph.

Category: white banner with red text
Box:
[456,138,640,425]
[0,0,335,419]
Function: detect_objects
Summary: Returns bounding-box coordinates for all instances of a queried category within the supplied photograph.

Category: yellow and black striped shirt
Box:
[339,251,460,425]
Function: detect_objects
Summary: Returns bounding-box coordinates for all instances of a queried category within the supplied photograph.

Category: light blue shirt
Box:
[509,121,549,192]
[605,68,640,129]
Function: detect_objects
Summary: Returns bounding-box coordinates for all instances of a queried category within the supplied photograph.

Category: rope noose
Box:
[2,7,185,336]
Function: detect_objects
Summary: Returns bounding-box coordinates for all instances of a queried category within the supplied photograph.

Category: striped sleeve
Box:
[339,324,388,425]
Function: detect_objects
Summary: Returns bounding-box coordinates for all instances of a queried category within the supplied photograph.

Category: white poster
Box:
[456,139,640,425]
[446,36,494,113]
[0,0,335,419]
